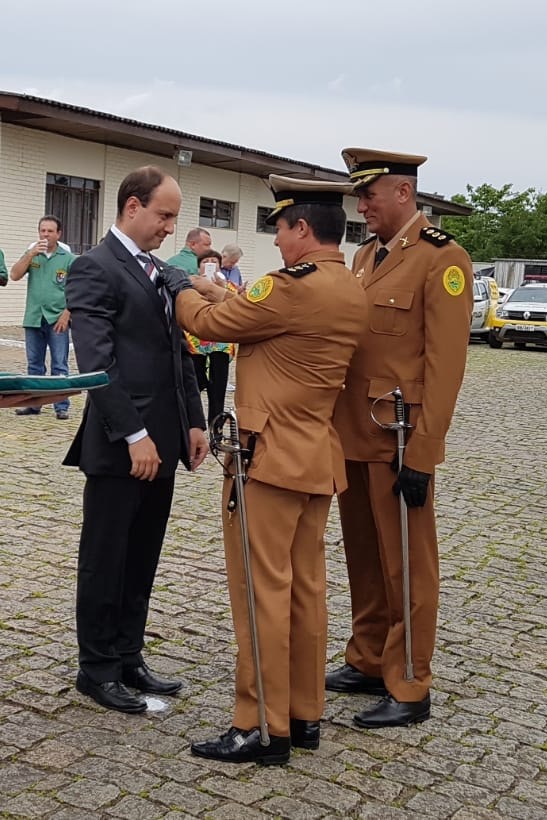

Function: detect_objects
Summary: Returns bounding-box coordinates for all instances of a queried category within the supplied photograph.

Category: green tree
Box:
[442,184,547,261]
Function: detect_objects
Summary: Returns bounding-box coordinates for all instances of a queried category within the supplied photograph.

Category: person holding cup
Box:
[9,215,76,419]
[183,249,235,426]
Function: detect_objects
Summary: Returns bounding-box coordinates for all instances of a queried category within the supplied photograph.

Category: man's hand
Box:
[54,308,70,333]
[128,435,162,481]
[188,427,209,471]
[157,265,193,298]
[192,275,229,303]
[392,465,431,508]
[0,391,79,409]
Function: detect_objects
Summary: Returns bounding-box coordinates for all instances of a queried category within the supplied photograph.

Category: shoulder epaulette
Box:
[279,262,317,278]
[359,235,376,247]
[420,227,454,247]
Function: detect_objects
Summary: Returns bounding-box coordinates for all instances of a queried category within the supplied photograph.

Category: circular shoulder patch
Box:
[442,266,465,296]
[247,275,274,303]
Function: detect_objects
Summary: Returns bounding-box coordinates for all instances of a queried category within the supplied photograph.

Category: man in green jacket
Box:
[167,227,211,274]
[10,215,76,419]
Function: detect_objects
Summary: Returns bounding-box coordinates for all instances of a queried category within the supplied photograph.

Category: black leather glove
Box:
[392,465,431,508]
[156,265,193,297]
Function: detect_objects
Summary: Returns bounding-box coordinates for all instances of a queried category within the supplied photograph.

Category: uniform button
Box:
[389,298,395,304]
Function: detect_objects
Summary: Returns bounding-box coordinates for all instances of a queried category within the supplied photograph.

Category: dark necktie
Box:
[374,247,389,269]
[136,253,171,321]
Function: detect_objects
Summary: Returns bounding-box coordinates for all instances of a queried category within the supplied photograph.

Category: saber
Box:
[209,410,270,746]
[370,386,414,681]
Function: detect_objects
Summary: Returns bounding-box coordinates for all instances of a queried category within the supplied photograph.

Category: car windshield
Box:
[508,288,547,304]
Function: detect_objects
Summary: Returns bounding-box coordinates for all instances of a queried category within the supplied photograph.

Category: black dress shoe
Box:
[354,694,431,728]
[191,727,290,765]
[76,671,147,713]
[121,662,182,695]
[290,718,320,750]
[15,407,41,415]
[325,663,387,695]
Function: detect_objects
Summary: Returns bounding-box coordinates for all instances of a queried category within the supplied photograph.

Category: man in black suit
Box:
[64,165,208,713]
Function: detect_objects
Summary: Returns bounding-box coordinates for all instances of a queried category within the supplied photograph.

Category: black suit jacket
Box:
[63,231,205,477]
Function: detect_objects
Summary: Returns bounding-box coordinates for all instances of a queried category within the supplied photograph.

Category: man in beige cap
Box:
[161,174,367,764]
[328,148,473,727]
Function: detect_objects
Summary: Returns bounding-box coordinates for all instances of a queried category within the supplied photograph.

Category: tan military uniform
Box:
[334,213,473,701]
[177,250,368,735]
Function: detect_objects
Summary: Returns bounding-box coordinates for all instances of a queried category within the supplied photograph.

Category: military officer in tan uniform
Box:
[162,175,367,764]
[327,148,473,728]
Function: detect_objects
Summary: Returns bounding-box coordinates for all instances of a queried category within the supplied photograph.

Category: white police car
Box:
[488,283,547,349]
[470,277,499,339]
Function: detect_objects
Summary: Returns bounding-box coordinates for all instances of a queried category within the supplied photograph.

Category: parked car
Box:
[488,284,547,349]
[470,276,499,339]
[497,287,514,305]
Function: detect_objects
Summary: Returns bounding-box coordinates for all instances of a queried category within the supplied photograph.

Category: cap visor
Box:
[264,205,284,225]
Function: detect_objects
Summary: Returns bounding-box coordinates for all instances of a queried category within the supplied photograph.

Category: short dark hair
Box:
[186,227,211,243]
[117,166,166,216]
[282,204,346,244]
[39,214,62,231]
[197,249,222,266]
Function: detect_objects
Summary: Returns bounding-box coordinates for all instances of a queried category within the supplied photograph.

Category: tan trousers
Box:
[222,477,332,736]
[338,461,439,701]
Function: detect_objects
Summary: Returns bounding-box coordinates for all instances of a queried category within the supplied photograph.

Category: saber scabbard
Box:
[371,387,415,682]
[209,411,270,745]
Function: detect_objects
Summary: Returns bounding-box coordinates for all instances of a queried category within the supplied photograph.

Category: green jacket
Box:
[166,246,198,275]
[22,245,76,327]
[0,249,7,284]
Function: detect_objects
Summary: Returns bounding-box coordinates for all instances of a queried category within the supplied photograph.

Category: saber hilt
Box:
[210,412,255,514]
[229,414,238,448]
[210,411,253,462]
[209,411,238,457]
[370,386,412,435]
[393,386,405,425]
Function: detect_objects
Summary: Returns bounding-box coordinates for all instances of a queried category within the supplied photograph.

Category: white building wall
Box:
[0,122,367,324]
[341,193,363,269]
[46,135,106,180]
[102,147,180,255]
[0,124,48,324]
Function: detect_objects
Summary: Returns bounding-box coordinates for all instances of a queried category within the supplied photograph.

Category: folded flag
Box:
[0,371,109,395]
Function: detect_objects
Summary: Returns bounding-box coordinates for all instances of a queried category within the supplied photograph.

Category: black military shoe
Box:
[354,694,431,728]
[191,727,290,765]
[290,718,320,750]
[325,663,387,695]
[76,671,147,713]
[122,662,182,695]
[15,407,41,415]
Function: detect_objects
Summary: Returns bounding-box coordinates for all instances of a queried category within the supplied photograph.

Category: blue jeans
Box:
[24,317,70,412]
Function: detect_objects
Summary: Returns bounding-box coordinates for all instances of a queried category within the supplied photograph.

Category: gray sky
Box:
[3,0,547,198]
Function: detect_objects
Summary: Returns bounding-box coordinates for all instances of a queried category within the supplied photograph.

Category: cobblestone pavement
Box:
[1,328,546,819]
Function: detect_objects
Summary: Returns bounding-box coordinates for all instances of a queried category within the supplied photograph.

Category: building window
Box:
[345,220,367,244]
[256,206,276,234]
[199,197,236,229]
[45,174,100,254]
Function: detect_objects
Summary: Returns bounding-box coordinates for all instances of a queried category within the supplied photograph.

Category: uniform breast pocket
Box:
[370,289,414,336]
